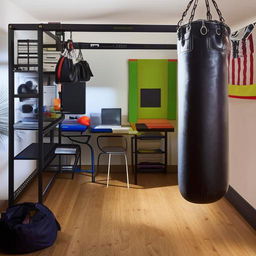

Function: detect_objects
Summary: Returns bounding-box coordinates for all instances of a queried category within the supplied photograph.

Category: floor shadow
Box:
[94,172,178,189]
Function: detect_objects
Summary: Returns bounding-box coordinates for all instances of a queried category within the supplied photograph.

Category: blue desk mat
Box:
[90,128,113,133]
[60,120,113,133]
[60,123,88,132]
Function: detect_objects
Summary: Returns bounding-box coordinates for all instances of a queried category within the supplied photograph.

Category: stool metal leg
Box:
[124,154,129,189]
[107,154,112,187]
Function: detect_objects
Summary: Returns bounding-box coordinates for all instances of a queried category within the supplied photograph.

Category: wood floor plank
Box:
[0,173,255,256]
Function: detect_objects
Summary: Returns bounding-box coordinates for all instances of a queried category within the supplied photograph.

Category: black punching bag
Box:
[177,0,231,203]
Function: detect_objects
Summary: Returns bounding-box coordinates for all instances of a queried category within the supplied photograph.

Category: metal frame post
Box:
[37,25,44,203]
[8,25,15,206]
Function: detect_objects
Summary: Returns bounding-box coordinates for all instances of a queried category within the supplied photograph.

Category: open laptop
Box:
[95,108,122,129]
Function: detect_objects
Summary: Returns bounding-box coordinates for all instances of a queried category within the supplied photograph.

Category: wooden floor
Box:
[1,172,256,256]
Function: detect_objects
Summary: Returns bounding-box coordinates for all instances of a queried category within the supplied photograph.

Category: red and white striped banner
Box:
[229,33,255,85]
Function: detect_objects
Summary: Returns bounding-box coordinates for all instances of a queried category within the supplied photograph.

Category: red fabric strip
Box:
[57,56,65,82]
[242,40,247,85]
[249,34,254,84]
[228,53,230,84]
[232,58,235,85]
[248,34,254,53]
[250,54,254,84]
[229,95,256,100]
[237,57,241,85]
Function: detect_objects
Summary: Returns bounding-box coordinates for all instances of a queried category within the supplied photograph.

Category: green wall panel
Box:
[167,61,177,120]
[128,59,177,122]
[128,60,138,123]
[137,59,168,119]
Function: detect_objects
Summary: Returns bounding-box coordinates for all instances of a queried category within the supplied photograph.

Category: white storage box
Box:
[43,63,57,72]
[43,51,61,63]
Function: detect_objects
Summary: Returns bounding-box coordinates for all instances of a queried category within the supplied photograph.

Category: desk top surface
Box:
[60,119,175,134]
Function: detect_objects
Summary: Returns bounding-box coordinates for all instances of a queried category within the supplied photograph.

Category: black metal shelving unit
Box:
[8,25,65,206]
[131,132,169,185]
[8,23,177,206]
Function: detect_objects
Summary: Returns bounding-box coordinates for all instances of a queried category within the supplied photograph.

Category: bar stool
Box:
[97,135,129,188]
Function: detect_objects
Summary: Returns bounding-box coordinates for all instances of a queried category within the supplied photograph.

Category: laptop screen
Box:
[101,108,121,125]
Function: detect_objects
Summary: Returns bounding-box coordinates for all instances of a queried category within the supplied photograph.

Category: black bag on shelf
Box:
[177,0,231,203]
[0,202,61,254]
[75,49,94,82]
[55,42,93,83]
[55,41,79,83]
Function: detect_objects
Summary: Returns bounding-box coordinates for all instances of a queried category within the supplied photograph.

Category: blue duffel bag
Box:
[0,202,61,254]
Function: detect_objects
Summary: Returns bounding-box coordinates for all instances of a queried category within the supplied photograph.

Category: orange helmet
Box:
[77,116,90,126]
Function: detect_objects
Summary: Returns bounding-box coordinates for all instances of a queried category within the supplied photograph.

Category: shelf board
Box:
[18,52,38,55]
[136,168,166,173]
[13,115,64,134]
[14,70,55,74]
[14,70,38,73]
[14,122,39,130]
[54,144,80,155]
[15,64,38,67]
[18,39,38,43]
[14,143,57,160]
[135,133,165,140]
[137,162,165,167]
[136,162,166,172]
[136,149,165,154]
[14,94,39,98]
[43,71,55,74]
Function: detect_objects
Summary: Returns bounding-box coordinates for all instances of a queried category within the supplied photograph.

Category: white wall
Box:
[229,98,256,208]
[67,32,178,166]
[228,24,256,209]
[0,1,37,200]
[0,11,178,199]
[0,3,255,208]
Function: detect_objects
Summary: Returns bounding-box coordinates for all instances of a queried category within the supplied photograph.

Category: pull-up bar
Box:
[9,23,177,33]
[69,42,177,50]
[28,24,177,50]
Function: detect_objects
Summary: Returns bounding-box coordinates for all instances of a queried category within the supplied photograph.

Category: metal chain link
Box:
[178,0,225,28]
[211,0,225,22]
[177,0,195,27]
[189,0,199,24]
[205,0,212,20]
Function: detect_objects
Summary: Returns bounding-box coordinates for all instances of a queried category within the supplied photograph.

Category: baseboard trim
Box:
[88,165,177,173]
[225,186,256,230]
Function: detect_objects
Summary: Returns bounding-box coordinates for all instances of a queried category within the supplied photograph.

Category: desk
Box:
[60,120,175,185]
[60,121,95,182]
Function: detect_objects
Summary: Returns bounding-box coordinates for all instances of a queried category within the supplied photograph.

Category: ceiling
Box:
[10,0,256,29]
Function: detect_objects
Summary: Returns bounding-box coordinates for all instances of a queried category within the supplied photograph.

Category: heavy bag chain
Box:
[178,0,225,28]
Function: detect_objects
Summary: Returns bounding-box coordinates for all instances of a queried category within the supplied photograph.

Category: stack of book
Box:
[17,40,38,71]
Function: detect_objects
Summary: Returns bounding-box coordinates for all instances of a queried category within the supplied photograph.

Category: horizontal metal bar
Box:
[9,24,39,30]
[43,115,65,135]
[14,168,38,201]
[14,94,39,98]
[73,42,177,50]
[42,172,58,197]
[9,23,177,33]
[44,31,61,43]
